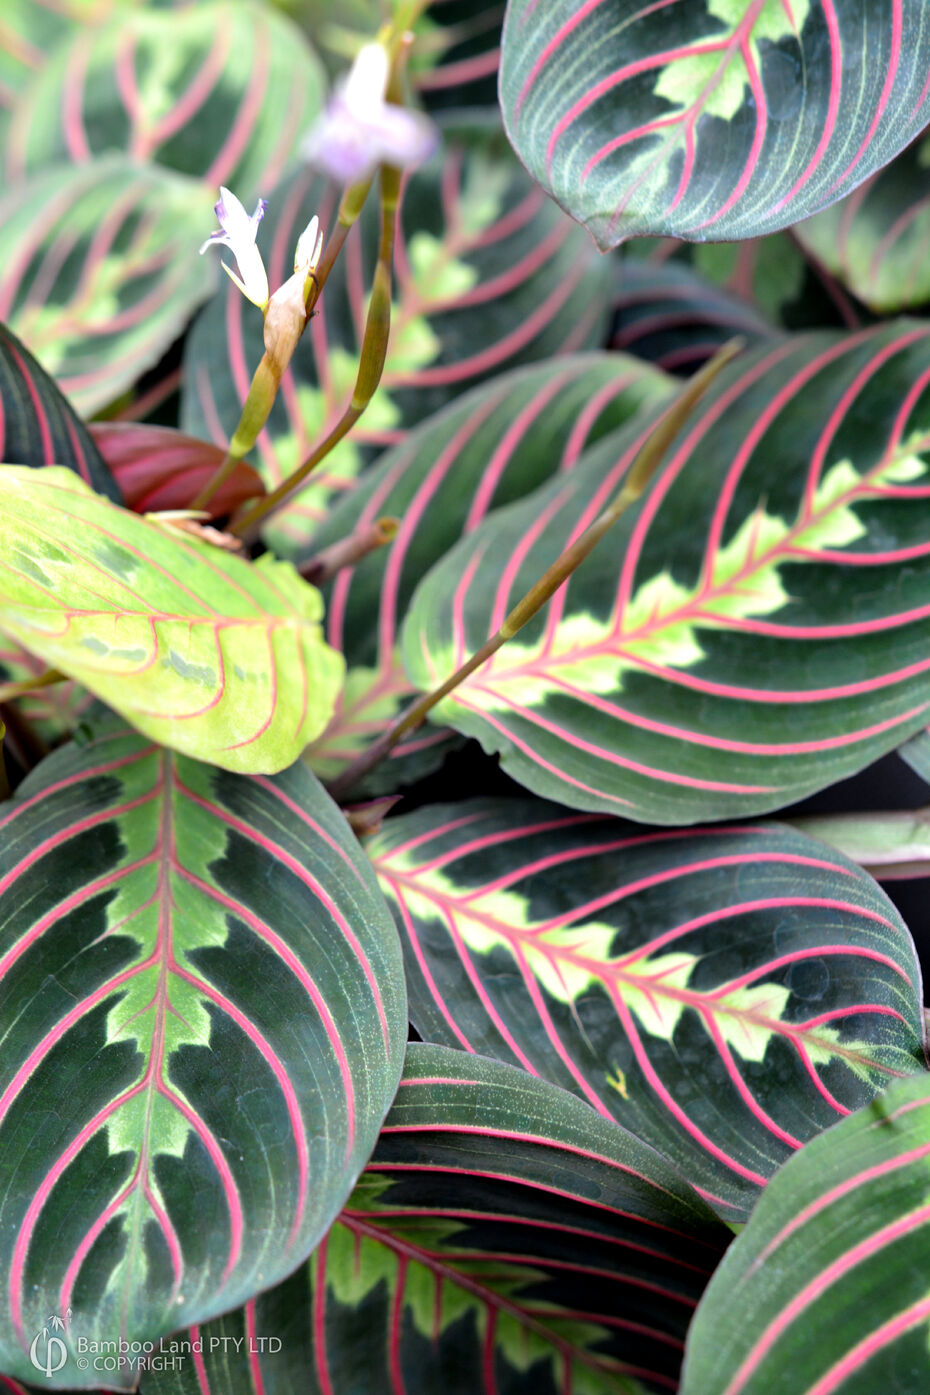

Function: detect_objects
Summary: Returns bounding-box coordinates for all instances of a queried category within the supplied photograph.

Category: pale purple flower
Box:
[302,43,438,183]
[199,187,269,307]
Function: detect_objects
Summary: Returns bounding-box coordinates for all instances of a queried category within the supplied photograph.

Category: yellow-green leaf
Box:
[0,467,344,772]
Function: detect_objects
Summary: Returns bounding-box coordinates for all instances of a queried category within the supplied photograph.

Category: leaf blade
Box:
[7,0,325,197]
[370,799,926,1220]
[500,0,930,248]
[681,1074,930,1395]
[138,1044,731,1395]
[0,158,213,416]
[302,354,673,791]
[401,323,930,822]
[0,715,406,1388]
[0,466,344,773]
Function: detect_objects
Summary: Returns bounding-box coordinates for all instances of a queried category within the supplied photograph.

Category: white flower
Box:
[302,43,438,183]
[199,187,269,307]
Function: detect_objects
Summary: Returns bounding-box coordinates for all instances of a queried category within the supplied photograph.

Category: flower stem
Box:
[299,516,399,587]
[326,340,743,803]
[230,166,399,543]
[0,667,66,704]
[191,176,374,515]
[392,0,432,31]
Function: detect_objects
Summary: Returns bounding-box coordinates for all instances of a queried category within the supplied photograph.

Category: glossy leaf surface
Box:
[796,132,930,313]
[181,135,610,552]
[0,157,211,415]
[139,1044,731,1395]
[7,1,324,196]
[681,1074,930,1395]
[370,800,925,1220]
[627,231,841,332]
[403,324,930,823]
[610,259,775,373]
[0,467,344,774]
[0,715,406,1388]
[500,0,930,248]
[415,0,504,112]
[0,321,120,500]
[302,355,672,791]
[90,422,263,518]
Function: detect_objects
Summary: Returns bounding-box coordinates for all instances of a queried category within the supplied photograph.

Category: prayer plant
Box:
[2,2,930,1393]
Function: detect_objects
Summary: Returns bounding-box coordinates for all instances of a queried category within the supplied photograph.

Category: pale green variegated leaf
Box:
[0,714,406,1389]
[401,323,930,823]
[0,466,344,773]
[0,322,120,751]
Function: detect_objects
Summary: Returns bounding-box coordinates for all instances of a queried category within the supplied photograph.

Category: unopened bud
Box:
[262,273,307,376]
[294,214,323,276]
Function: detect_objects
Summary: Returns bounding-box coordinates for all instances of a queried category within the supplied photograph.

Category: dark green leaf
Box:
[138,1044,731,1395]
[0,157,212,416]
[796,132,930,313]
[500,0,930,248]
[7,1,324,198]
[370,799,926,1220]
[0,321,120,498]
[302,355,672,792]
[401,323,930,822]
[681,1073,930,1395]
[610,259,775,373]
[0,714,406,1388]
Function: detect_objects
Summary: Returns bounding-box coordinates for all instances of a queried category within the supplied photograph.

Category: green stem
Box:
[192,178,374,515]
[299,516,399,587]
[393,0,432,31]
[189,450,238,513]
[326,340,743,803]
[0,667,67,704]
